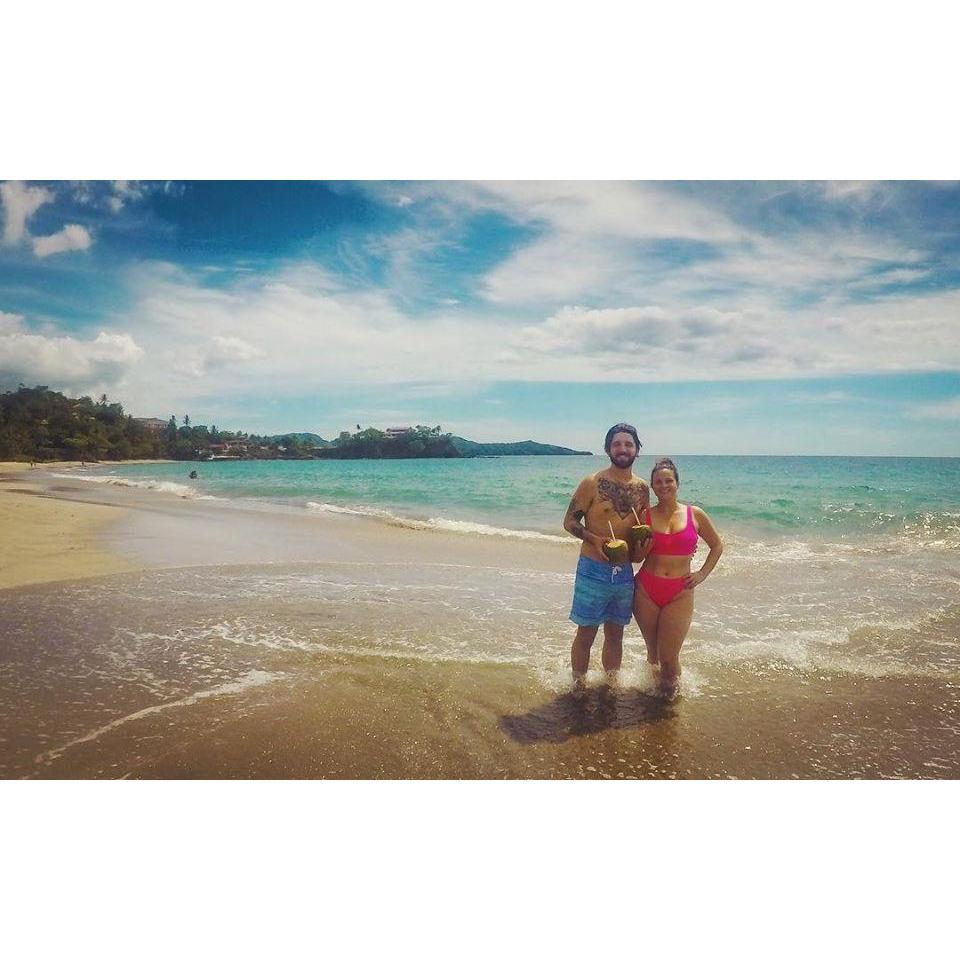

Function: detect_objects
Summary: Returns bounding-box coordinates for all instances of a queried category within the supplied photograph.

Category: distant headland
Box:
[0,386,592,462]
[313,429,590,459]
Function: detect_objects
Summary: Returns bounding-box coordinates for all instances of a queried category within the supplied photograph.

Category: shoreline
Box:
[0,461,580,588]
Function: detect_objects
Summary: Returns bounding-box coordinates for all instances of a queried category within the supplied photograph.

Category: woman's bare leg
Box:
[656,590,694,696]
[633,583,661,666]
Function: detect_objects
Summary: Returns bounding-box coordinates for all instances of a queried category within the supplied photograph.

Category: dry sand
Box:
[0,462,139,590]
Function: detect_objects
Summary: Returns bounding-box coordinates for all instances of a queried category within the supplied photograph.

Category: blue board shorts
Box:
[569,555,635,627]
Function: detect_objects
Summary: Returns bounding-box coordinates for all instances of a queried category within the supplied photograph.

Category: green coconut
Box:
[629,523,653,544]
[602,538,630,564]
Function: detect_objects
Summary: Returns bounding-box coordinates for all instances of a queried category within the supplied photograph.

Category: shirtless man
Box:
[563,423,649,688]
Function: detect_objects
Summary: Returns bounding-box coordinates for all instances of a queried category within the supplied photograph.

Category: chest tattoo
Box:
[596,477,646,519]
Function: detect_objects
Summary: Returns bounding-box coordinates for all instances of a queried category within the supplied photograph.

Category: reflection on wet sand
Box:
[500,685,670,745]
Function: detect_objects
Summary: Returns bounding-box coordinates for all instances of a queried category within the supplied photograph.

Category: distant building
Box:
[133,417,169,433]
[386,426,412,438]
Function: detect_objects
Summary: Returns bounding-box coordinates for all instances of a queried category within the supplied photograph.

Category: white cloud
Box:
[1,180,53,245]
[904,396,960,420]
[32,224,93,257]
[108,180,147,213]
[872,268,930,285]
[210,335,264,362]
[108,262,512,409]
[691,231,923,293]
[821,181,888,203]
[362,181,755,306]
[173,335,266,377]
[12,233,960,397]
[481,232,636,304]
[510,303,792,379]
[0,326,143,395]
[379,182,930,309]
[844,267,932,292]
[72,182,94,205]
[15,244,958,418]
[786,389,856,405]
[0,311,25,335]
[2,181,97,256]
[425,180,744,243]
[509,287,960,381]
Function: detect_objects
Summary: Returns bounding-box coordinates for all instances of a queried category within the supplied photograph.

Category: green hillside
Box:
[0,385,592,462]
[451,437,591,457]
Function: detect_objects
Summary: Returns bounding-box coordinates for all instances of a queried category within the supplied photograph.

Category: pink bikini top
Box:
[646,505,698,556]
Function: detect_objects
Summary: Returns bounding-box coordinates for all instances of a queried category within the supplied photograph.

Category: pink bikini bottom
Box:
[636,568,687,608]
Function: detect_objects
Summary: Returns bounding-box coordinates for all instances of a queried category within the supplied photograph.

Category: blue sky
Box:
[1,179,958,455]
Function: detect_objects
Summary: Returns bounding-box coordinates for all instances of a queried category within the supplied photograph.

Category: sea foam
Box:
[305,500,568,543]
[50,472,220,500]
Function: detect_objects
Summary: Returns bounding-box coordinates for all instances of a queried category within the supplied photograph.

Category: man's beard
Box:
[609,452,636,469]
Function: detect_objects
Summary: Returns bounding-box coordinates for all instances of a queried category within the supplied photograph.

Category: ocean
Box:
[6,453,957,778]
[59,453,960,543]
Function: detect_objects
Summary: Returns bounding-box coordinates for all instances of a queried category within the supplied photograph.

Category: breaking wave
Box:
[50,473,220,501]
[305,500,568,543]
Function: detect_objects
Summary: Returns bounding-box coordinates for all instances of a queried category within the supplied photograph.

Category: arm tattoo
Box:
[566,497,587,539]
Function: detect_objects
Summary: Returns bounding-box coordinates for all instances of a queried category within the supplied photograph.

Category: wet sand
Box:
[10,635,957,779]
[1,468,957,779]
[86,665,960,780]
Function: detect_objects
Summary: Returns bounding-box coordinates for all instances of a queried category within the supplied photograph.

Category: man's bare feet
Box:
[658,680,679,702]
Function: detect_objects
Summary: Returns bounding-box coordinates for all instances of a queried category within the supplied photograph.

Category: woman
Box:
[633,458,723,699]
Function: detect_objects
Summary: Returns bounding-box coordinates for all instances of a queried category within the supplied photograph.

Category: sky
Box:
[1,179,958,455]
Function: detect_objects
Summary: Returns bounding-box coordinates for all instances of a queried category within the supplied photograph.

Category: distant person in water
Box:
[633,458,723,700]
[563,423,649,690]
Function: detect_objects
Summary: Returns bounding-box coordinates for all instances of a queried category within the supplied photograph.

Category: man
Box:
[563,423,649,688]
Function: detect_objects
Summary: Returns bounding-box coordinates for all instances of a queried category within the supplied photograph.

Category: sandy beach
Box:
[0,463,139,590]
[1,465,957,780]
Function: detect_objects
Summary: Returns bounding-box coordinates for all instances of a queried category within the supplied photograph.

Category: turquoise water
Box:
[84,454,960,545]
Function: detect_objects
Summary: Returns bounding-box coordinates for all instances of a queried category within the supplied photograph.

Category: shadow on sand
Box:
[499,684,671,745]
